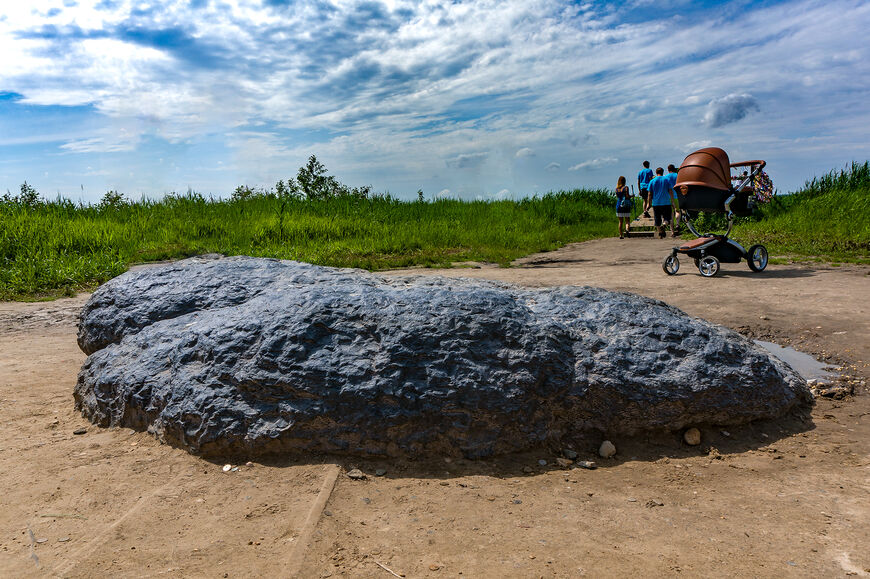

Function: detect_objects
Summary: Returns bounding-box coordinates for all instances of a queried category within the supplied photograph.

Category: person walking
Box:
[648,167,673,238]
[664,164,681,235]
[637,161,654,217]
[615,175,632,239]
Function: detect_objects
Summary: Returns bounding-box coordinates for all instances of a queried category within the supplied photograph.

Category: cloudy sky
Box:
[1,0,869,202]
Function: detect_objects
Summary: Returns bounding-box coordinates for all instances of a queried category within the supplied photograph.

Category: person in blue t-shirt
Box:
[663,164,680,235]
[648,167,673,238]
[637,161,654,218]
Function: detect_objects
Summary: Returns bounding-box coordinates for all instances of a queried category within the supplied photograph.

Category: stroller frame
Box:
[662,157,769,277]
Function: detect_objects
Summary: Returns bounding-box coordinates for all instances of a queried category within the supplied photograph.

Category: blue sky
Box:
[1,0,869,202]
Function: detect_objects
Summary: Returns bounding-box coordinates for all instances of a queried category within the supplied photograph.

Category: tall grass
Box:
[733,161,870,263]
[3,161,867,300]
[0,189,615,299]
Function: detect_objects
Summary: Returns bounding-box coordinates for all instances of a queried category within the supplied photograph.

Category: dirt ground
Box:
[1,236,868,578]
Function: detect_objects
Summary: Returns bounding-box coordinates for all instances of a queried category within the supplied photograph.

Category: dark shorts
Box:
[640,189,650,203]
[653,205,672,226]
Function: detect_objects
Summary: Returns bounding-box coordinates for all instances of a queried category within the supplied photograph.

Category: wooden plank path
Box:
[625,213,656,237]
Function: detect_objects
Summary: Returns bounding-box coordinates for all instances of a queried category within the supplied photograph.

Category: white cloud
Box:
[569,157,618,171]
[0,0,868,197]
[702,94,760,128]
[445,152,488,169]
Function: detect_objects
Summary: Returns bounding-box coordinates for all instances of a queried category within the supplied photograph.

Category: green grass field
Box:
[0,188,616,300]
[1,161,867,301]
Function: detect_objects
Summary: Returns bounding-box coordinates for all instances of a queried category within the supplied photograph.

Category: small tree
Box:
[18,181,40,208]
[231,185,255,202]
[292,155,371,200]
[98,190,126,210]
[296,155,330,200]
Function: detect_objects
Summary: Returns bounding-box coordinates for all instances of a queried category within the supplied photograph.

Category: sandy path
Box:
[0,237,868,577]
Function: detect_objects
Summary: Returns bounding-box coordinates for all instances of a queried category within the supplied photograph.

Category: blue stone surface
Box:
[75,256,812,458]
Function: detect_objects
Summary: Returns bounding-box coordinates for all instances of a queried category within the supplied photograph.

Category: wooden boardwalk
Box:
[625,212,656,237]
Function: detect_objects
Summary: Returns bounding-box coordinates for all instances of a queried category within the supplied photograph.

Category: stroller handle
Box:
[730,160,766,169]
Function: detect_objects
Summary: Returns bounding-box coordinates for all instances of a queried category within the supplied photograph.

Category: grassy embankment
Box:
[733,161,869,264]
[0,188,615,300]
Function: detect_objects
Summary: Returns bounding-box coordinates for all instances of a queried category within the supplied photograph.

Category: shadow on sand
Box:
[194,406,816,480]
[672,267,816,280]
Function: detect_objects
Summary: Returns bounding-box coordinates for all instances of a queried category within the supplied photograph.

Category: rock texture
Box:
[75,256,812,459]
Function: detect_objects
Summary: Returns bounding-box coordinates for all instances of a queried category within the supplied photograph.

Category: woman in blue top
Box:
[615,175,632,239]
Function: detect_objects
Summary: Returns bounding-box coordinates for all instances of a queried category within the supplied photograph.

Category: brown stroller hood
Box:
[675,147,731,191]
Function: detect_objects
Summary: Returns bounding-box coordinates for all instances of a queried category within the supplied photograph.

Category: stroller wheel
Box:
[747,244,768,272]
[698,256,720,277]
[662,255,680,275]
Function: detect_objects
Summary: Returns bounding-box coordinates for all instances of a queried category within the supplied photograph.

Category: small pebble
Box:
[645,499,664,508]
[627,497,637,502]
[538,459,548,466]
[58,537,70,542]
[346,468,366,480]
[684,428,701,446]
[720,430,731,437]
[598,440,616,458]
[375,468,387,477]
[562,449,578,460]
[222,464,232,472]
[429,564,440,571]
[555,458,573,468]
[245,462,254,467]
[361,497,371,504]
[36,538,48,544]
[576,461,597,470]
[512,499,522,504]
[522,466,534,474]
[439,481,449,486]
[73,428,87,435]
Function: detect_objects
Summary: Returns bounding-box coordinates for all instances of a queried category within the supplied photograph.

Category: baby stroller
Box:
[662,147,769,277]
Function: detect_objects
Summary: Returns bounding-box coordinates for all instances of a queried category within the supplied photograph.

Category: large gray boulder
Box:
[75,256,812,458]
